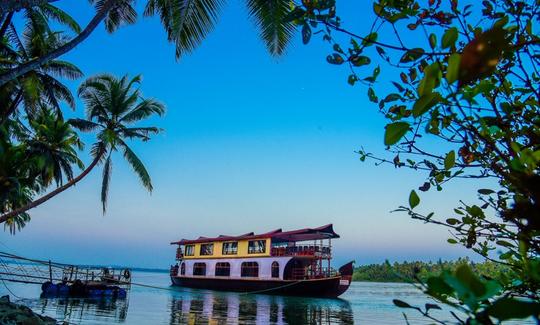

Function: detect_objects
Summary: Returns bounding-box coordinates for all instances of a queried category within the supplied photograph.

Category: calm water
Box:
[0,271,532,324]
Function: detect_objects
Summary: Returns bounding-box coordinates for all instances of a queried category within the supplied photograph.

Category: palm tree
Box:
[24,109,84,187]
[1,8,82,123]
[0,109,84,233]
[0,0,296,86]
[0,73,164,223]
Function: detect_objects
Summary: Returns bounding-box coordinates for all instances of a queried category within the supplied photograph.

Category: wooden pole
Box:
[328,239,331,275]
[48,260,52,282]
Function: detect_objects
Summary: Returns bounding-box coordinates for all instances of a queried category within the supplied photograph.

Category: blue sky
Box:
[1,1,487,268]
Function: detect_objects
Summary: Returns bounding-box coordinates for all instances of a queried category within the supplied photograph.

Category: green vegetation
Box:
[352,258,508,284]
[289,0,540,323]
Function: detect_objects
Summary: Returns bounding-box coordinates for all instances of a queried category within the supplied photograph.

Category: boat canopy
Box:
[171,224,340,245]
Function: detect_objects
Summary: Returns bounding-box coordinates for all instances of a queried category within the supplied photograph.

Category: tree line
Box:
[352,258,508,283]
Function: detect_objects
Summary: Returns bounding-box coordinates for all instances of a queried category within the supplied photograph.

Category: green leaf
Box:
[446,218,459,225]
[412,92,441,117]
[425,303,441,311]
[393,299,414,308]
[348,74,357,86]
[351,55,371,67]
[447,238,458,244]
[327,53,345,65]
[477,189,494,195]
[409,190,420,209]
[496,240,515,248]
[426,276,454,296]
[368,87,378,103]
[384,122,409,145]
[429,33,437,49]
[400,48,425,63]
[362,32,378,46]
[446,53,461,84]
[444,150,456,169]
[448,264,486,308]
[486,298,540,321]
[417,62,441,96]
[441,27,458,49]
[301,23,312,44]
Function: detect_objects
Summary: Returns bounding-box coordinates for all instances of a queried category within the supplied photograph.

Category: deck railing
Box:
[288,267,338,280]
[270,245,331,258]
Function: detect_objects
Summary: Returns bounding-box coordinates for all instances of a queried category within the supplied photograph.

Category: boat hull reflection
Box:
[169,289,353,324]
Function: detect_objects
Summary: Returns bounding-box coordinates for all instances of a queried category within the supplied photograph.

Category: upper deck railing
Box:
[176,244,332,260]
[271,245,331,258]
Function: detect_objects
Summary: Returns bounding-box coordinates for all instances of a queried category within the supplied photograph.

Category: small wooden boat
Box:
[0,252,132,299]
[170,224,353,298]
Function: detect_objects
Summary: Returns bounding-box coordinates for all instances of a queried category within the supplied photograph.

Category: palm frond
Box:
[120,98,165,123]
[4,212,31,235]
[101,152,112,214]
[42,60,83,80]
[68,118,103,132]
[6,24,27,58]
[119,126,162,141]
[119,140,153,192]
[245,0,296,56]
[145,0,224,58]
[90,0,137,33]
[37,73,76,109]
[91,141,107,161]
[40,4,82,34]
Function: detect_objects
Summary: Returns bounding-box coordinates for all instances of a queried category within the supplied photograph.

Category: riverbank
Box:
[0,295,56,324]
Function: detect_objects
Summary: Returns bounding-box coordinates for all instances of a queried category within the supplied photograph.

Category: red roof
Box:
[171,224,339,245]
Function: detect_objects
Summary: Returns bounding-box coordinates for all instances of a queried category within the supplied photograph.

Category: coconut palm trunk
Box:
[0,0,116,87]
[0,147,105,224]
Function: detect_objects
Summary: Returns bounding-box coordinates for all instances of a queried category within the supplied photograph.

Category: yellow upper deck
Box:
[181,238,271,259]
[172,224,340,259]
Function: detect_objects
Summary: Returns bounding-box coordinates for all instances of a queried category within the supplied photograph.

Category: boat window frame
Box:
[199,243,214,256]
[240,261,259,278]
[247,240,266,254]
[193,262,206,276]
[271,261,279,278]
[215,262,231,277]
[184,245,195,256]
[222,242,238,255]
[180,262,185,275]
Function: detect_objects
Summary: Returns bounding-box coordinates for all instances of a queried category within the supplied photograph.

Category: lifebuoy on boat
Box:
[123,269,131,279]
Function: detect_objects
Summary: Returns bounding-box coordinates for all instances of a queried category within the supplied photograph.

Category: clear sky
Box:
[1,1,487,268]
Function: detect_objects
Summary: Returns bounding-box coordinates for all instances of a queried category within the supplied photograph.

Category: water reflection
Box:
[33,297,129,323]
[169,290,353,324]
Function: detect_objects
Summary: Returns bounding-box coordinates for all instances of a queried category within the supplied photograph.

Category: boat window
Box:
[200,243,214,256]
[193,263,206,276]
[222,242,238,255]
[241,262,259,277]
[184,245,195,256]
[248,240,266,254]
[215,262,231,276]
[271,262,279,278]
[180,263,185,275]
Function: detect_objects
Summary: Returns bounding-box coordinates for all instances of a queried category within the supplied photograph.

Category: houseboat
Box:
[170,224,353,298]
